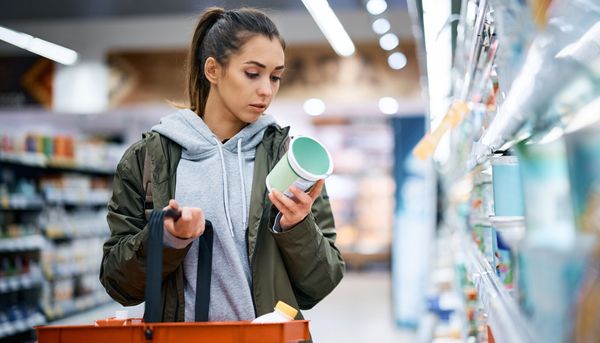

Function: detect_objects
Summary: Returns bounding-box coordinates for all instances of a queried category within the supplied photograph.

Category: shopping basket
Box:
[35,209,310,342]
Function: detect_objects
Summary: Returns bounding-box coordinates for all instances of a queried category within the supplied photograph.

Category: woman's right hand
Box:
[163,199,205,240]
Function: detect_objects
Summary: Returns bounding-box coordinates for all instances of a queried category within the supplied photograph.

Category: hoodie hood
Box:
[152,108,277,160]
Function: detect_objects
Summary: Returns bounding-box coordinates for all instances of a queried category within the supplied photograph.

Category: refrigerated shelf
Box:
[459,231,536,343]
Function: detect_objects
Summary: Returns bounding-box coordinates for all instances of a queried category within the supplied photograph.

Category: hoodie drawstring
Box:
[212,137,248,237]
[214,137,235,237]
[237,138,247,231]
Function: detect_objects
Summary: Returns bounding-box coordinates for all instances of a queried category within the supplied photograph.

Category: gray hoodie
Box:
[152,108,277,322]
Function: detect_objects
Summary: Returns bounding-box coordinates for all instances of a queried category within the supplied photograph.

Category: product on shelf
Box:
[490,155,523,217]
[515,137,594,343]
[494,233,513,290]
[0,131,126,172]
[563,120,600,342]
[489,215,523,301]
[565,119,600,235]
[516,139,577,248]
[471,222,496,268]
[470,170,494,221]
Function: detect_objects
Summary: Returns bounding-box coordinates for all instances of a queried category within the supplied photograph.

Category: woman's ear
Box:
[204,57,220,84]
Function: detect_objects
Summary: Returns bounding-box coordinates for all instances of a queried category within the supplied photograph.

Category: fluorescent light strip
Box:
[301,0,355,57]
[0,26,78,65]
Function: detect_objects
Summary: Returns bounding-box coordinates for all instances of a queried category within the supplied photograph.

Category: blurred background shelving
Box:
[0,132,118,340]
[412,0,600,342]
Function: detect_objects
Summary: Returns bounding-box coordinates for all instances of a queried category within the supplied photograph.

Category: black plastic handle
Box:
[144,209,213,323]
[164,207,182,221]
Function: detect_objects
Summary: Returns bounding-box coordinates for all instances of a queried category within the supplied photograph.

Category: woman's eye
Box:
[245,71,259,79]
[271,76,282,82]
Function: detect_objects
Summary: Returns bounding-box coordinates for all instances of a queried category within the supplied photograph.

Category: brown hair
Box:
[186,7,285,115]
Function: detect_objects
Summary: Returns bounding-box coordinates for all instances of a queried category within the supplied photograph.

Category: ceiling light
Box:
[303,98,326,116]
[0,25,78,65]
[372,18,391,34]
[301,0,355,57]
[379,33,399,51]
[379,97,399,115]
[388,52,407,70]
[366,0,388,15]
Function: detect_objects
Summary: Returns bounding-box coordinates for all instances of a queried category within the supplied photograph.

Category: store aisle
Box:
[304,271,417,343]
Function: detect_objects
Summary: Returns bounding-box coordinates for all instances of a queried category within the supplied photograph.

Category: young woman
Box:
[100,6,345,329]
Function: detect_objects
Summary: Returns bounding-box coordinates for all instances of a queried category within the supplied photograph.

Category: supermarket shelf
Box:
[43,263,100,281]
[0,235,45,252]
[45,199,108,207]
[461,232,536,343]
[0,311,45,340]
[460,0,489,99]
[0,269,44,294]
[0,153,114,176]
[0,197,44,211]
[44,291,113,322]
[44,190,111,208]
[44,228,109,240]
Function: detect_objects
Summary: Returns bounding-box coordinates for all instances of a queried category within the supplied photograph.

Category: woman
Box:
[100,6,345,328]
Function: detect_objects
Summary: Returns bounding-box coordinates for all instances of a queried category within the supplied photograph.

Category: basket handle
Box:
[144,208,213,323]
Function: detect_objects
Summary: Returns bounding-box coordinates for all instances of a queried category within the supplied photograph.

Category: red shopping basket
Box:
[35,209,310,342]
[35,319,310,343]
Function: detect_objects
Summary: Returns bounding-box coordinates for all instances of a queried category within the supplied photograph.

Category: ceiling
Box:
[0,0,408,21]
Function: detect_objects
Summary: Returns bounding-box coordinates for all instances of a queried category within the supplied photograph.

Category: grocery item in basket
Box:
[252,301,298,324]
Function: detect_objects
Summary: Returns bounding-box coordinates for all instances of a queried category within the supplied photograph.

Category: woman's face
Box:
[214,34,285,124]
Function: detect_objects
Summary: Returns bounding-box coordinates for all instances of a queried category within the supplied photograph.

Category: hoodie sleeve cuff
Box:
[272,212,309,233]
[271,212,284,233]
[163,226,195,249]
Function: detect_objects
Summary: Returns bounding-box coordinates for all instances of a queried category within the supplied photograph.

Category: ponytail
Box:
[187,7,225,114]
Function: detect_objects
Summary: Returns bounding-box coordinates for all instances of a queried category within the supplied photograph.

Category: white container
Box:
[251,301,298,324]
[266,136,333,197]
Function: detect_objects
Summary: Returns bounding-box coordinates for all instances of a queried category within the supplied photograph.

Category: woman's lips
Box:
[249,104,266,112]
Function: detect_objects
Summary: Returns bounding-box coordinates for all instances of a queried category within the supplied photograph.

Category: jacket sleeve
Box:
[270,185,346,309]
[99,142,190,306]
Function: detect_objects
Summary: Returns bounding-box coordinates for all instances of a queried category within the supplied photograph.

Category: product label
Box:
[283,178,315,197]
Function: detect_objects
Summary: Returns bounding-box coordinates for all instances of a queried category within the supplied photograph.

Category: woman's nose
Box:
[257,79,273,97]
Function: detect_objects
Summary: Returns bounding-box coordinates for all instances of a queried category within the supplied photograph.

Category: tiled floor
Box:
[52,271,418,342]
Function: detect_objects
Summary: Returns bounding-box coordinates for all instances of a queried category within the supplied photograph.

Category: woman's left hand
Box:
[268,179,325,231]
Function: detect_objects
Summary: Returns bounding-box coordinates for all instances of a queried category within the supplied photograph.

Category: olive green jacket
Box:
[100,125,345,323]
